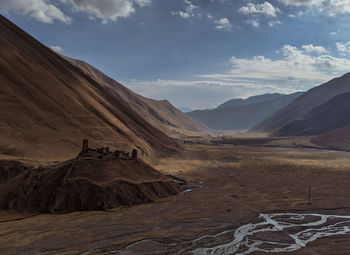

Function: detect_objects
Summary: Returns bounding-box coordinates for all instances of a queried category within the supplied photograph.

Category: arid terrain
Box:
[1,135,350,255]
[2,11,350,255]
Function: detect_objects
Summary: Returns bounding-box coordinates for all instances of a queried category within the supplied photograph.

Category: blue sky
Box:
[2,0,350,109]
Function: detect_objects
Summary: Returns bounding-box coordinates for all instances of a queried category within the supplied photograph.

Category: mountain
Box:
[217,93,284,109]
[253,73,350,132]
[275,92,350,136]
[0,15,204,161]
[187,92,302,130]
[311,126,350,151]
[66,59,207,137]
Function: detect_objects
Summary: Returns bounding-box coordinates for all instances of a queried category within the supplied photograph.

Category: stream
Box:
[113,212,350,255]
[191,212,350,254]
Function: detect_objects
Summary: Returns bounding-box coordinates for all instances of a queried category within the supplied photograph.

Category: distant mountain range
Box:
[187,93,303,130]
[188,69,350,151]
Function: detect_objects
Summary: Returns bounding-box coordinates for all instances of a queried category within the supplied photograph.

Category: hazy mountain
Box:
[217,93,284,109]
[0,15,204,160]
[275,92,350,136]
[253,73,350,132]
[187,92,303,130]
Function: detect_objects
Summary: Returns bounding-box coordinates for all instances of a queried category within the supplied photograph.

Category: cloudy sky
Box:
[2,0,350,110]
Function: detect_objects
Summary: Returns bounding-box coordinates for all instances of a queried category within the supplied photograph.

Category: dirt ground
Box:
[1,139,350,255]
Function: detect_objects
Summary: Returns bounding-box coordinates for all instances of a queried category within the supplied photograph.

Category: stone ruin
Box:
[79,139,138,160]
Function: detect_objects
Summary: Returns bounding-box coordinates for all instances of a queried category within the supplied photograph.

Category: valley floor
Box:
[1,138,350,254]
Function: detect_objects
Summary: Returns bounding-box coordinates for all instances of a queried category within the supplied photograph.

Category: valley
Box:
[2,11,350,255]
[2,136,350,254]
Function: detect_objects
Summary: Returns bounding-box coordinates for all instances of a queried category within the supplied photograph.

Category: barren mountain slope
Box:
[275,92,350,136]
[68,59,208,137]
[0,15,180,161]
[253,73,350,132]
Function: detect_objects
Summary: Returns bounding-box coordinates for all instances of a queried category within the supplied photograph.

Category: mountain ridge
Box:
[217,93,285,109]
[275,92,350,136]
[253,73,350,132]
[187,92,303,130]
[67,58,208,137]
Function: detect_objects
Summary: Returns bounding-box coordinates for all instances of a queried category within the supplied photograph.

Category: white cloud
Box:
[197,45,350,93]
[268,20,282,27]
[278,0,350,16]
[238,2,281,28]
[214,17,232,30]
[172,10,191,19]
[301,44,328,54]
[172,0,200,19]
[134,0,151,7]
[50,45,64,52]
[336,41,350,54]
[238,2,280,17]
[0,0,151,24]
[61,0,151,23]
[0,0,72,24]
[246,19,259,27]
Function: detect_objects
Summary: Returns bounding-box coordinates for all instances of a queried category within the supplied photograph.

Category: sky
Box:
[2,0,350,110]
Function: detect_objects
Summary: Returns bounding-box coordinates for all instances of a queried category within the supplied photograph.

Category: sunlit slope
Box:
[0,15,179,160]
[69,59,208,137]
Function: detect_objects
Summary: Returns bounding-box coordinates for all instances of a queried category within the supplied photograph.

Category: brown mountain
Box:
[67,58,207,137]
[311,126,350,151]
[0,15,204,161]
[187,92,302,130]
[253,73,350,132]
[275,92,350,136]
